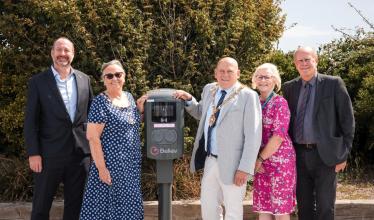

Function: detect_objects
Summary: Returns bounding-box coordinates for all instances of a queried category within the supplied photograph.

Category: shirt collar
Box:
[51,65,75,80]
[218,82,238,95]
[302,74,317,87]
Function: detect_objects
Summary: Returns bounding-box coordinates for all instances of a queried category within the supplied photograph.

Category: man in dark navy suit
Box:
[283,46,355,220]
[24,37,93,220]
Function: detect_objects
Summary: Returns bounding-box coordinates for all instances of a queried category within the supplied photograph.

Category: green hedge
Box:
[0,0,284,201]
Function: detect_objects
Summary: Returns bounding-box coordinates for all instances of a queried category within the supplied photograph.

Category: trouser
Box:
[295,146,337,220]
[200,156,247,220]
[31,155,90,220]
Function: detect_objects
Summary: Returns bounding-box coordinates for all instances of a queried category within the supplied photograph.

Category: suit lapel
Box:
[201,84,215,128]
[45,68,68,111]
[216,83,240,126]
[291,78,302,114]
[73,69,83,123]
[45,68,72,123]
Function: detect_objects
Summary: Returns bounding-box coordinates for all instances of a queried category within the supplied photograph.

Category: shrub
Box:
[0,0,284,200]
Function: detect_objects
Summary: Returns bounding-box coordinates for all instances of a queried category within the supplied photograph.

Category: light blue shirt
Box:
[52,66,77,122]
[203,85,235,156]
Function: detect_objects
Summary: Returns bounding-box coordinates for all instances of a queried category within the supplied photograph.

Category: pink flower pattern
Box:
[252,95,297,215]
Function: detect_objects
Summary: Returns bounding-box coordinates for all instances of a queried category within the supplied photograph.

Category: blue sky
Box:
[278,0,374,52]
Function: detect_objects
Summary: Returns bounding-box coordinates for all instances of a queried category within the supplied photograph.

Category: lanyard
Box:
[261,91,275,110]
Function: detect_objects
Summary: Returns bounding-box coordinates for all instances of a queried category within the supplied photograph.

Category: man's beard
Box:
[55,56,71,67]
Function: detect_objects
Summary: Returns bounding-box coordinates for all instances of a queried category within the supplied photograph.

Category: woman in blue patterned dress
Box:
[80,60,143,219]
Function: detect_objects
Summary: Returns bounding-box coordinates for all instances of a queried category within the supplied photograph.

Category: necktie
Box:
[295,82,312,143]
[207,90,227,155]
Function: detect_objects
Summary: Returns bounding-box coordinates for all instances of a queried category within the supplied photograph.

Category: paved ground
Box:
[1,200,374,220]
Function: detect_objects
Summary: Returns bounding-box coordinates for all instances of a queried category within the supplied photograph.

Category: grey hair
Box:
[293,46,318,62]
[101,60,125,78]
[251,63,282,92]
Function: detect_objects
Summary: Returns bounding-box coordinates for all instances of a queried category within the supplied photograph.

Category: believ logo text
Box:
[160,148,177,154]
[150,146,177,156]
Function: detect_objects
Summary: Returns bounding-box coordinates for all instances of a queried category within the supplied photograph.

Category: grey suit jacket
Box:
[186,82,262,184]
[283,73,355,166]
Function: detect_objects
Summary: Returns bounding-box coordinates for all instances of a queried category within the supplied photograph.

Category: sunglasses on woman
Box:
[104,72,124,79]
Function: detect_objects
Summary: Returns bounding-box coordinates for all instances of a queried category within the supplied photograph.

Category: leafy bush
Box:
[319,31,374,166]
[0,0,284,201]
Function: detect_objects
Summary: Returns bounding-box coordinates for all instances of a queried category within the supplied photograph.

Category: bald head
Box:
[214,57,240,89]
[216,57,239,69]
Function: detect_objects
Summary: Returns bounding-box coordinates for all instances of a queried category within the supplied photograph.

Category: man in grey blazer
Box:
[282,46,355,220]
[24,37,93,220]
[175,57,262,219]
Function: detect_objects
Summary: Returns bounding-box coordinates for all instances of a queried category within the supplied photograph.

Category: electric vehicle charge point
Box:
[144,88,184,220]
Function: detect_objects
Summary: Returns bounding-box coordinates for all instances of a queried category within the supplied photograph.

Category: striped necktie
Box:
[295,82,312,143]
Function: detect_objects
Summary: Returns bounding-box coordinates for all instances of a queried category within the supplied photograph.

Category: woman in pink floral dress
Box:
[251,63,296,220]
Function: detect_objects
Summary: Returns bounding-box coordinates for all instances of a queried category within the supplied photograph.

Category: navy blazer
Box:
[283,73,355,166]
[24,68,93,158]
